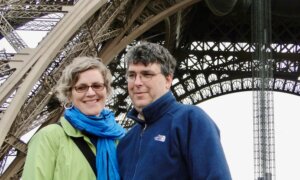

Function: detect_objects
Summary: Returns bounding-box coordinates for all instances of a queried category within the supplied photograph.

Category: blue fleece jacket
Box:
[117,91,232,180]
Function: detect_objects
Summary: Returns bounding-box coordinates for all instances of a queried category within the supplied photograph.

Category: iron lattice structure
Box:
[252,0,275,179]
[0,0,300,179]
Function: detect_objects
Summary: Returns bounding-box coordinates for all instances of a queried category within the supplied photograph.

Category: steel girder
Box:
[0,0,300,178]
[0,0,201,178]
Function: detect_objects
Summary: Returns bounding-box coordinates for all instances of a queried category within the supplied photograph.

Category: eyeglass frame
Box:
[125,71,163,82]
[73,83,106,93]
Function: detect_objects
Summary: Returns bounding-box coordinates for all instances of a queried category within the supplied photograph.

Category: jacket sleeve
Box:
[22,125,61,180]
[181,106,232,180]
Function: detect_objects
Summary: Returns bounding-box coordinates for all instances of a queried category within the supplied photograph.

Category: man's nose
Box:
[133,74,143,84]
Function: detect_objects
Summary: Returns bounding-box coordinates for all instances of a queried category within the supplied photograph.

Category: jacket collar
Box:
[60,117,84,138]
[60,117,96,152]
[127,91,176,125]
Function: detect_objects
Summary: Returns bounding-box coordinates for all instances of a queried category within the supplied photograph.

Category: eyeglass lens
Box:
[74,83,105,92]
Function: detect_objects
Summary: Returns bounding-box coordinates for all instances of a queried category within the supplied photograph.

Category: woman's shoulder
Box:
[38,123,65,135]
[29,122,66,146]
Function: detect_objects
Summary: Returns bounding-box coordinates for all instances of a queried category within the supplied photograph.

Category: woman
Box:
[22,56,125,180]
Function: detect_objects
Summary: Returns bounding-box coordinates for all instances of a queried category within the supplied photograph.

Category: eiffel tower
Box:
[1,0,300,179]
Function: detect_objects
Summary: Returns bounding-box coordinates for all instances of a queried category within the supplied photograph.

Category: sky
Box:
[199,92,300,180]
[1,31,300,180]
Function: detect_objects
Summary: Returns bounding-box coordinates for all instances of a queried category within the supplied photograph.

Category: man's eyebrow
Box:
[126,70,136,74]
[127,70,154,73]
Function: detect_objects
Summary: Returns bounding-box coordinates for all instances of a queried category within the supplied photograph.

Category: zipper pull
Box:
[140,124,147,136]
[143,124,147,131]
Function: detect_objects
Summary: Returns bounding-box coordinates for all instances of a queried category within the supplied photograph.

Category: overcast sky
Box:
[199,92,300,180]
[1,32,300,180]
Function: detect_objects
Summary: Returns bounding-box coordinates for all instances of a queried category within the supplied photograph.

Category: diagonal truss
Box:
[0,0,300,179]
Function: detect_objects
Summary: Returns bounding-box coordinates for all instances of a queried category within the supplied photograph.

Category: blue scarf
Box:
[64,107,125,180]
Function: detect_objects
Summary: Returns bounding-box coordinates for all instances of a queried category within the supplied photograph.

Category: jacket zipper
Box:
[140,124,147,136]
[132,124,147,179]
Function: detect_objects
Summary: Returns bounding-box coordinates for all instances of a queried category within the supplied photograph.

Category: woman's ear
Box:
[64,101,74,109]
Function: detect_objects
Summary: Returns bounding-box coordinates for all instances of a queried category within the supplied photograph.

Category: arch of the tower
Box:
[1,0,300,179]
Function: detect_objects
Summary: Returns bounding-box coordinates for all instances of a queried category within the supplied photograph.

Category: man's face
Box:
[127,62,173,112]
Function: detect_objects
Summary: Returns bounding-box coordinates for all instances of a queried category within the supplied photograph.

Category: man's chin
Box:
[133,103,147,112]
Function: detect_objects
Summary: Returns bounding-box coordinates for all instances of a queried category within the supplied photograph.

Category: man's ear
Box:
[165,74,173,89]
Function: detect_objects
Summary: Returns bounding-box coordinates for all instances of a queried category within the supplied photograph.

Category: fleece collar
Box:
[127,91,176,125]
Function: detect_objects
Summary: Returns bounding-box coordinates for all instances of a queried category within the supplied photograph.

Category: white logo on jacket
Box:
[154,134,166,142]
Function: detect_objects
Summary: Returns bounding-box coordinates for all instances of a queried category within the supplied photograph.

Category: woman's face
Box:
[70,69,108,116]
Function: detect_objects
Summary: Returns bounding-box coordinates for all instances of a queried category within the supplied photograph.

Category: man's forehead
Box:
[128,62,160,70]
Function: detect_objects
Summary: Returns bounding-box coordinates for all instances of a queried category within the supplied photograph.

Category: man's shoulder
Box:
[170,102,204,115]
[170,103,214,125]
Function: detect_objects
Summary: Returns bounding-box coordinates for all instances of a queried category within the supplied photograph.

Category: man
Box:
[117,42,232,180]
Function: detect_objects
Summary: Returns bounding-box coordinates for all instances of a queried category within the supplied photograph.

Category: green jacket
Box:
[22,117,96,180]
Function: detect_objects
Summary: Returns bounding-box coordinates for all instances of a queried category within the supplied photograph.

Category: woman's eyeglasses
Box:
[73,83,105,93]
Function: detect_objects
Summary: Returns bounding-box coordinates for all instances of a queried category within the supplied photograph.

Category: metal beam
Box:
[0,0,108,148]
[0,14,28,52]
[100,0,202,63]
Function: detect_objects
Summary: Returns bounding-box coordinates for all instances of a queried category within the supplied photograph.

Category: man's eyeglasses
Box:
[126,72,162,82]
[73,83,106,93]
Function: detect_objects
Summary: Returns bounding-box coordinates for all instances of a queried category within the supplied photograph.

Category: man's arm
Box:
[182,106,232,180]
